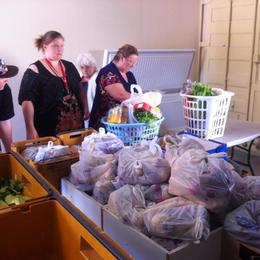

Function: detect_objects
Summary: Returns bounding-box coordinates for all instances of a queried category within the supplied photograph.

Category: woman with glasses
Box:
[18,31,88,139]
[89,44,139,130]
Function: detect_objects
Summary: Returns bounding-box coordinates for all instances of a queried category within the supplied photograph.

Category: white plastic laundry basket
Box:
[180,88,234,139]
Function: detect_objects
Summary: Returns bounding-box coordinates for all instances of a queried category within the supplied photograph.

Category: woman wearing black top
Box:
[89,44,139,130]
[19,31,88,139]
[0,59,18,151]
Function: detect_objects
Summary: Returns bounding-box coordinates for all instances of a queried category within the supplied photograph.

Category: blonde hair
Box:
[76,52,97,68]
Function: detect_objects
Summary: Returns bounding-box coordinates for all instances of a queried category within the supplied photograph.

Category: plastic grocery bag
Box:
[32,141,71,162]
[81,128,124,155]
[164,135,205,165]
[243,176,260,200]
[93,179,116,205]
[108,184,146,230]
[143,197,210,241]
[224,200,260,248]
[69,151,117,191]
[117,140,171,185]
[168,149,247,213]
[144,183,172,203]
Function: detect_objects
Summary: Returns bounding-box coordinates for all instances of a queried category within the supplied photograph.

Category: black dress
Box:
[18,60,83,137]
[0,84,14,121]
[89,62,137,130]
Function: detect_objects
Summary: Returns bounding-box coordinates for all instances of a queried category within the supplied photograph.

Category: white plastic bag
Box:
[117,140,170,185]
[108,184,146,230]
[168,149,246,213]
[143,197,210,241]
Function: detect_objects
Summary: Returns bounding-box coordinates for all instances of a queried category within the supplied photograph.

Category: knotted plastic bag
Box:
[117,140,171,185]
[168,149,246,213]
[224,200,260,248]
[143,197,210,242]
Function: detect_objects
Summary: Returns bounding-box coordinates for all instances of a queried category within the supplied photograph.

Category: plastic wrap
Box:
[143,197,210,241]
[108,184,146,230]
[93,179,116,205]
[168,149,246,213]
[117,142,170,185]
[224,200,260,248]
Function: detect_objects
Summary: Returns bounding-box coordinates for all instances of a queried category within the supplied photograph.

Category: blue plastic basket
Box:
[102,117,164,145]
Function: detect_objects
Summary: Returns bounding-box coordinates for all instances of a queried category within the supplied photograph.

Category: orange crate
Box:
[33,151,79,191]
[11,137,79,192]
[11,136,61,155]
[0,153,49,208]
[57,128,97,146]
[0,199,131,259]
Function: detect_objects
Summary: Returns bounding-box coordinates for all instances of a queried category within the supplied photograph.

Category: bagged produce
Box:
[143,197,210,241]
[93,179,116,205]
[144,184,172,203]
[22,141,71,162]
[117,141,170,185]
[81,128,124,155]
[164,135,205,165]
[243,176,260,200]
[224,200,260,248]
[69,150,117,191]
[168,149,246,213]
[108,184,146,230]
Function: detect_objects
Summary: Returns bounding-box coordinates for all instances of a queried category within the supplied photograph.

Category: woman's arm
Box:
[0,119,12,152]
[21,101,38,139]
[105,83,131,102]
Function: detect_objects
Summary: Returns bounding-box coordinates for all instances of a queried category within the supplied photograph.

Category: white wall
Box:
[1,0,200,142]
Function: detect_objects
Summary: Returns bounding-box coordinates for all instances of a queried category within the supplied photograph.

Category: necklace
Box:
[44,58,68,90]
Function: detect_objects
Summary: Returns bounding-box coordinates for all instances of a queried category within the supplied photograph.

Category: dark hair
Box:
[113,44,138,62]
[34,30,64,51]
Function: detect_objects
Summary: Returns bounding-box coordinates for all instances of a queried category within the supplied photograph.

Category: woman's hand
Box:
[26,127,39,139]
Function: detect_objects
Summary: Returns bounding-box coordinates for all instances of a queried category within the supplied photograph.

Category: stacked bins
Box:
[0,199,131,260]
[57,128,97,146]
[11,134,83,191]
[0,153,132,259]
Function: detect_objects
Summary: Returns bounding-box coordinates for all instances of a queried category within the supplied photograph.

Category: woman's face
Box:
[121,54,138,72]
[43,37,64,61]
[80,65,96,79]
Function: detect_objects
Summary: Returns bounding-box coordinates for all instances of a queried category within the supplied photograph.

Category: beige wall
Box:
[1,0,200,142]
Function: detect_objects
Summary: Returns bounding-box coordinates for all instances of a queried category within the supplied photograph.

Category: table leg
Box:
[230,139,255,176]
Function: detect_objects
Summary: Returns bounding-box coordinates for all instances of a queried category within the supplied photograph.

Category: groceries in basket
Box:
[102,85,164,145]
[106,84,163,124]
[182,80,217,96]
[180,80,234,139]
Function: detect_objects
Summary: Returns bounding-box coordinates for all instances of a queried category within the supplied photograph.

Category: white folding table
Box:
[213,118,260,175]
[175,118,260,175]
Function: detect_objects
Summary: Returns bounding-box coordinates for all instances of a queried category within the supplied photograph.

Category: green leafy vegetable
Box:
[134,109,158,123]
[191,82,216,96]
[0,177,31,205]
